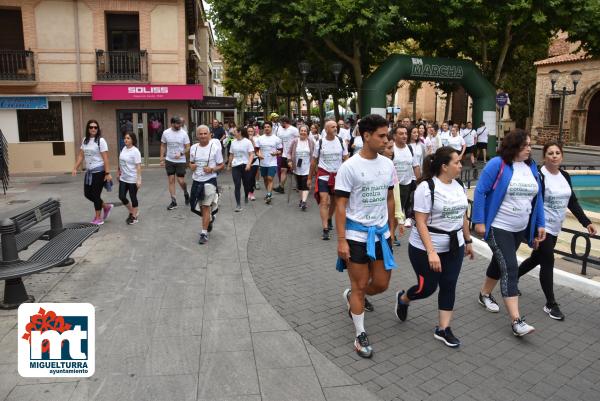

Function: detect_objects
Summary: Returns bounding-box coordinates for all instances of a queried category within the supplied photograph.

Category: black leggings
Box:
[486,227,525,297]
[518,233,558,305]
[407,244,464,311]
[84,172,105,211]
[249,164,259,192]
[119,181,139,208]
[232,164,253,205]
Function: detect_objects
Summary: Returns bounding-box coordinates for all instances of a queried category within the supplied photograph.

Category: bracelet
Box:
[464,239,473,244]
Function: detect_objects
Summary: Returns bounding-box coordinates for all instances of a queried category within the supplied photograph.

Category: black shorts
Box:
[348,238,393,264]
[165,160,187,177]
[317,179,333,195]
[296,174,309,191]
[465,145,476,154]
[477,142,488,150]
[280,156,289,168]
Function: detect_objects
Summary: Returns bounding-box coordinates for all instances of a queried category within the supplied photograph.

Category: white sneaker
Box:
[404,218,412,228]
[512,317,535,337]
[478,293,500,313]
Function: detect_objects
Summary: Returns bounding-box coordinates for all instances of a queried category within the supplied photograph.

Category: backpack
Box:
[404,177,464,222]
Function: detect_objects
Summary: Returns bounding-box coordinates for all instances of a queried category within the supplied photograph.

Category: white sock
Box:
[351,312,365,337]
[201,229,207,235]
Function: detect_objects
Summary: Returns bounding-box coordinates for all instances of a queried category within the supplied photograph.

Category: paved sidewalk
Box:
[0,169,377,401]
[248,200,600,401]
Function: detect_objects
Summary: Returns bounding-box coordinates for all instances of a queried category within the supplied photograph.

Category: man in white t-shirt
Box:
[338,119,351,145]
[309,119,348,240]
[160,115,191,210]
[438,122,451,147]
[189,125,225,244]
[393,126,421,233]
[274,116,299,194]
[335,113,397,359]
[255,121,283,204]
[476,122,489,163]
[461,121,477,166]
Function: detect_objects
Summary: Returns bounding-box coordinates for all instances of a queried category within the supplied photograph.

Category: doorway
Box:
[585,91,600,146]
[117,110,166,165]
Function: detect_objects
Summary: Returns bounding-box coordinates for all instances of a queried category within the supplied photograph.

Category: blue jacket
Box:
[472,156,545,246]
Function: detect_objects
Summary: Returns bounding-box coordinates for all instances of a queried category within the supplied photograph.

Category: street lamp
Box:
[549,69,582,144]
[298,60,343,123]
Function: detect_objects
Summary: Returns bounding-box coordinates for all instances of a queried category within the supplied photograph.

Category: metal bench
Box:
[0,198,98,309]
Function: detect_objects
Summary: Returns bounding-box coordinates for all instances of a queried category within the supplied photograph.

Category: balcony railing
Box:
[0,50,35,81]
[96,50,148,81]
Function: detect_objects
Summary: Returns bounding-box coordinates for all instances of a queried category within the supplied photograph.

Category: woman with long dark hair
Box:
[518,141,597,320]
[118,132,142,224]
[288,125,314,210]
[394,147,474,347]
[228,127,255,211]
[472,129,545,336]
[72,120,113,225]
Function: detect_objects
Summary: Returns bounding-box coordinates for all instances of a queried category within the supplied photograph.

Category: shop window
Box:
[17,101,64,142]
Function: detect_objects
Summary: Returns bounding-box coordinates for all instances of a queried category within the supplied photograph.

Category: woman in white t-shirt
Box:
[247,125,260,200]
[349,125,363,156]
[447,126,466,159]
[394,147,474,348]
[72,120,114,225]
[518,141,597,320]
[288,125,315,210]
[117,132,142,225]
[227,127,255,211]
[408,126,426,168]
[473,130,545,337]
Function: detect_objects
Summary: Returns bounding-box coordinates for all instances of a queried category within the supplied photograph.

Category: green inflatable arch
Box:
[360,55,497,155]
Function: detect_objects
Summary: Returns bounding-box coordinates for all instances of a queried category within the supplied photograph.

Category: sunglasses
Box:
[89,126,98,129]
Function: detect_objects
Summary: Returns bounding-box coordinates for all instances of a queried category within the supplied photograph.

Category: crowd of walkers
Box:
[71,112,596,358]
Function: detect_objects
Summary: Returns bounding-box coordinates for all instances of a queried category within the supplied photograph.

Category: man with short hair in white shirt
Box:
[309,120,348,240]
[460,121,477,166]
[189,125,225,244]
[160,115,191,210]
[476,122,489,163]
[338,119,351,145]
[274,116,299,194]
[335,113,397,358]
[393,126,421,235]
[255,121,283,204]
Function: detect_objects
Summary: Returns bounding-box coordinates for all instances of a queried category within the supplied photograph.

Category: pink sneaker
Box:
[103,204,114,220]
[91,217,104,225]
[248,192,256,201]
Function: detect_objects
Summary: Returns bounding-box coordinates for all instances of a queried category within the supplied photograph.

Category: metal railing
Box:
[95,50,148,81]
[0,50,35,81]
[460,167,478,189]
[560,163,600,170]
[466,200,599,275]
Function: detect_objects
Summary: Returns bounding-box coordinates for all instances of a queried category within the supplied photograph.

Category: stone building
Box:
[532,32,600,146]
[0,0,213,173]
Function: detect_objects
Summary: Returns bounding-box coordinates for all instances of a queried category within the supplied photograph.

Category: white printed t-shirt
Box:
[351,136,364,155]
[255,134,283,167]
[409,177,468,253]
[313,137,348,181]
[335,154,395,242]
[541,166,572,236]
[338,128,351,143]
[81,138,108,170]
[190,142,223,182]
[461,128,476,147]
[119,146,142,184]
[447,135,465,152]
[294,140,311,176]
[161,128,190,163]
[477,126,489,143]
[425,135,442,154]
[230,138,254,167]
[438,130,451,147]
[393,144,419,185]
[277,125,299,157]
[492,161,539,232]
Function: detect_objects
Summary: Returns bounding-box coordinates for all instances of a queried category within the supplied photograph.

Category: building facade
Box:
[0,0,211,173]
[532,33,600,146]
